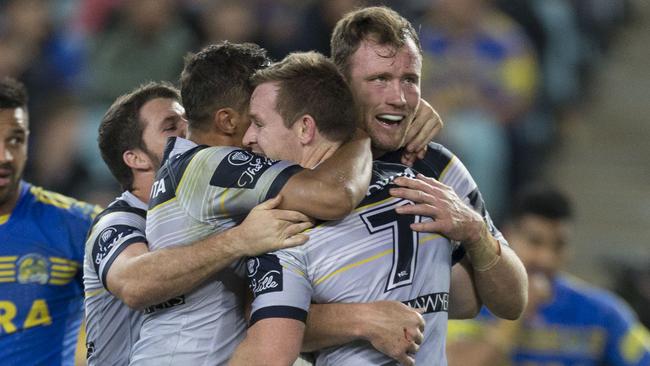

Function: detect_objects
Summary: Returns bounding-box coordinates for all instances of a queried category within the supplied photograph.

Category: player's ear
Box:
[294,114,316,145]
[123,149,150,171]
[213,107,239,135]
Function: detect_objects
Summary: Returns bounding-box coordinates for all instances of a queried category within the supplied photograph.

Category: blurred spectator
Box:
[85,0,197,105]
[447,184,650,366]
[297,0,363,56]
[419,0,540,222]
[195,0,261,45]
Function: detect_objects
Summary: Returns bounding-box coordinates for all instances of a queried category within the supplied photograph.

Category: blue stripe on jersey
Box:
[250,306,308,326]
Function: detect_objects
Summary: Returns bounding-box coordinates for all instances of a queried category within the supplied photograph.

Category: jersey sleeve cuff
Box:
[250,305,308,326]
[99,235,146,289]
[264,164,303,201]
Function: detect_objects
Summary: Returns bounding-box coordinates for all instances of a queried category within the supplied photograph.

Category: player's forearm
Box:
[302,303,367,351]
[280,132,372,220]
[465,229,528,320]
[115,230,244,309]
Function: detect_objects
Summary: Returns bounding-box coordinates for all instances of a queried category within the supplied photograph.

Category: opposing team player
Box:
[330,6,527,321]
[230,51,455,365]
[84,82,312,365]
[0,78,101,365]
[129,42,373,365]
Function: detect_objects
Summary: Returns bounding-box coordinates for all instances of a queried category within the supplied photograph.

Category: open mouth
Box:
[375,114,405,127]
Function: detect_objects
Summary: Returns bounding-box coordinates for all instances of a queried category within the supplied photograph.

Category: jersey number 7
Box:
[361,199,422,292]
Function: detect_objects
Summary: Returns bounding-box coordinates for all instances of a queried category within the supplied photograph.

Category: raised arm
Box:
[278,130,372,220]
[107,196,312,309]
[390,174,528,320]
[400,98,444,167]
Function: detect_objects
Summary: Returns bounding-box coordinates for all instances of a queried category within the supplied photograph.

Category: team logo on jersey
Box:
[247,254,283,297]
[17,254,49,284]
[92,225,135,272]
[228,150,254,166]
[210,150,278,189]
[246,257,260,277]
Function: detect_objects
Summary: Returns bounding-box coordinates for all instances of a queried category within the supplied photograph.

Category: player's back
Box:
[83,191,148,365]
[249,161,458,365]
[132,137,299,365]
[0,182,100,365]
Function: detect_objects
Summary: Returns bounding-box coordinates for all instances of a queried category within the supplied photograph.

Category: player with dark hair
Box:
[129,41,373,365]
[446,184,650,366]
[0,77,101,364]
[84,81,312,365]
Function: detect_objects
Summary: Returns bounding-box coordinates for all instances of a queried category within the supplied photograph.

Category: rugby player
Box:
[83,82,313,365]
[230,51,453,366]
[331,6,528,321]
[0,77,101,365]
[128,42,375,365]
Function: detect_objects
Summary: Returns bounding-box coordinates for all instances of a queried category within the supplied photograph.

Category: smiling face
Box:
[347,36,421,156]
[0,107,28,214]
[243,82,302,163]
[138,97,187,168]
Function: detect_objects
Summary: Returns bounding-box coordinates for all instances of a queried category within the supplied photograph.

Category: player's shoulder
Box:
[557,274,635,319]
[91,193,147,231]
[23,182,102,224]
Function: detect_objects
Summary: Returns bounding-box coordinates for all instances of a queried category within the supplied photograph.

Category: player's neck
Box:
[130,172,154,205]
[301,140,341,169]
[187,128,242,149]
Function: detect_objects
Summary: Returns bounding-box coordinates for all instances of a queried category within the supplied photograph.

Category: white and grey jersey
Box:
[130,137,301,366]
[83,191,148,366]
[248,145,507,366]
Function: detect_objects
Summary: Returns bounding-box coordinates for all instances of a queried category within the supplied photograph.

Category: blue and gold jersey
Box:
[448,274,650,366]
[0,181,101,365]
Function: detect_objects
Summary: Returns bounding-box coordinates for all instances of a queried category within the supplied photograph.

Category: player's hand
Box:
[360,301,425,366]
[400,99,443,167]
[235,195,313,256]
[390,174,484,245]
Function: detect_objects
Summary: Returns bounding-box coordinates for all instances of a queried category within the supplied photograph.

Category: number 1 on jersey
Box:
[361,200,421,292]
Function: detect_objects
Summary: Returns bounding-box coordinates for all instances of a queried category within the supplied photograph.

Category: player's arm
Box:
[390,174,528,320]
[229,318,304,366]
[302,302,423,366]
[448,259,482,319]
[107,196,312,309]
[277,129,372,220]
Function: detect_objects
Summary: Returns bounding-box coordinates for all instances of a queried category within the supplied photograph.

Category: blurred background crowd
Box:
[1,0,647,330]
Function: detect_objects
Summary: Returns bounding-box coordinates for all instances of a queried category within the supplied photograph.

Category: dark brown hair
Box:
[251,51,356,143]
[330,6,422,77]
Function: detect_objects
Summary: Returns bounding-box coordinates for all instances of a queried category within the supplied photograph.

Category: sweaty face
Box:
[507,214,570,281]
[347,37,421,156]
[243,82,302,163]
[0,107,28,213]
[139,98,188,168]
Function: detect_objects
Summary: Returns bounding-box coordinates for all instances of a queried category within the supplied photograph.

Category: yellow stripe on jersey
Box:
[621,325,650,363]
[51,264,77,272]
[49,278,74,286]
[355,197,395,213]
[0,264,15,269]
[419,234,443,243]
[0,278,15,283]
[84,288,107,298]
[0,270,16,276]
[148,196,178,213]
[50,271,77,279]
[0,256,18,262]
[0,214,9,225]
[219,188,229,216]
[30,186,75,209]
[49,257,79,266]
[315,248,393,286]
[438,155,456,181]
